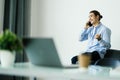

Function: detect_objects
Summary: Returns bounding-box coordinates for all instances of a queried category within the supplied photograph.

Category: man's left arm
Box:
[95,28,111,49]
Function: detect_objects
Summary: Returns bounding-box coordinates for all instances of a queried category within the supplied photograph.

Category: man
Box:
[72,10,111,64]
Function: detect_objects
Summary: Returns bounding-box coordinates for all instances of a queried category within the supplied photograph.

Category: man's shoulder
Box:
[100,24,111,30]
[100,23,111,33]
[99,24,111,33]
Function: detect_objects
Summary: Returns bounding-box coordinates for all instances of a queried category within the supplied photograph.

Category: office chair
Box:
[95,58,120,68]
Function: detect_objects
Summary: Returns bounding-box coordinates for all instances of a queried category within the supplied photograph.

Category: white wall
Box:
[0,0,4,32]
[30,0,120,65]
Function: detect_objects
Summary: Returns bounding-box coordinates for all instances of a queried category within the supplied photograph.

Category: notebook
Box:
[22,37,78,68]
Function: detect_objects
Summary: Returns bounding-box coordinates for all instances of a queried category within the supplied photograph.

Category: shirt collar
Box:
[92,22,102,29]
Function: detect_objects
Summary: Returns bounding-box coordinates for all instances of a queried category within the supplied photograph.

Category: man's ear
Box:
[96,15,100,20]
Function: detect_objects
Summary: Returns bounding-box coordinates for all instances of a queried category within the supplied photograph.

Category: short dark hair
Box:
[90,10,103,21]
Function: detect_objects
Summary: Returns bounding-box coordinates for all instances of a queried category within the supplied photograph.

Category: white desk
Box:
[0,62,120,80]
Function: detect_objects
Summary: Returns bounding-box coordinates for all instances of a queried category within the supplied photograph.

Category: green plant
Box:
[0,29,23,52]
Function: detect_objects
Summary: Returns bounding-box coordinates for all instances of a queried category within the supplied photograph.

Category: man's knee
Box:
[71,55,78,64]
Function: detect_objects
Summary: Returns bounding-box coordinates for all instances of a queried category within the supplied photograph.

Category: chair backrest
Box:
[95,58,120,68]
[105,49,120,59]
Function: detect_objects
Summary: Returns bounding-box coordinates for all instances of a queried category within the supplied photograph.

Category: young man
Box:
[72,10,111,64]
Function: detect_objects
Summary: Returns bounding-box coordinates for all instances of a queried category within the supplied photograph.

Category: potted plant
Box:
[0,29,23,67]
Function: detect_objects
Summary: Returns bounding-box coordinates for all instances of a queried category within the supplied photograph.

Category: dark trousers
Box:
[71,51,101,64]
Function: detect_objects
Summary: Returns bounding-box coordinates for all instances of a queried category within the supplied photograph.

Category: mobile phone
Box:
[88,22,92,26]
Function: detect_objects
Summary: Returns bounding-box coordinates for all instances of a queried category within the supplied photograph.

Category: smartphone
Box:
[88,22,92,26]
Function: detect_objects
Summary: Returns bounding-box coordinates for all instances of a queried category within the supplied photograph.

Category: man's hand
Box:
[95,34,101,41]
[84,21,91,29]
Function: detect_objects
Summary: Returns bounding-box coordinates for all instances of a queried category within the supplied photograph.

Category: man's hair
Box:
[90,10,103,21]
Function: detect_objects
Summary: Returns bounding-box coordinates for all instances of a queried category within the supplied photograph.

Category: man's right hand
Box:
[84,21,91,29]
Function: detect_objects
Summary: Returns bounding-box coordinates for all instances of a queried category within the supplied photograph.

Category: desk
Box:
[0,62,120,80]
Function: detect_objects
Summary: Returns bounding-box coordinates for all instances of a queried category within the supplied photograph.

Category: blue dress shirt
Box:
[79,23,111,58]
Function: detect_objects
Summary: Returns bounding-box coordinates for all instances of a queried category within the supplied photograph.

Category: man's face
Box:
[89,13,99,24]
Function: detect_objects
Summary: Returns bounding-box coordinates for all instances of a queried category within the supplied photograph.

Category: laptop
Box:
[22,37,78,68]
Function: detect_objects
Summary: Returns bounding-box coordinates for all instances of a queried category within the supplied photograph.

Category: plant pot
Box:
[0,50,16,67]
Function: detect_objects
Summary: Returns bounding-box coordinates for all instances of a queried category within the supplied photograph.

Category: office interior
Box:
[0,0,120,80]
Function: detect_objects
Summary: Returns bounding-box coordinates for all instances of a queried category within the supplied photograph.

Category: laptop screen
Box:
[22,37,63,67]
